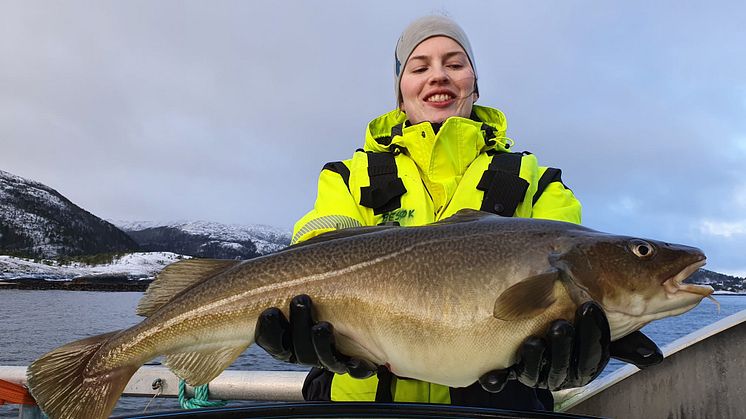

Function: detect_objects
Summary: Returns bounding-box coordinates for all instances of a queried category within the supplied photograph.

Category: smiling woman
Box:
[254,14,664,414]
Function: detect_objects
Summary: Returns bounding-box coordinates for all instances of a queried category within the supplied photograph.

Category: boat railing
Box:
[0,365,306,402]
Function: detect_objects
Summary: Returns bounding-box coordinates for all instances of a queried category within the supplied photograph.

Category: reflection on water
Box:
[0,290,743,417]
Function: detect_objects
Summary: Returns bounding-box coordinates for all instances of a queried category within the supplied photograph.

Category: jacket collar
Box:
[364,105,510,151]
[362,105,512,179]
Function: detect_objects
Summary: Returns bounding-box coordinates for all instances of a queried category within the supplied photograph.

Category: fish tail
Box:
[27,330,137,419]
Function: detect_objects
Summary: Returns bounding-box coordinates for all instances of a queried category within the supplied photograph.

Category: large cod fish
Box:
[27,210,712,418]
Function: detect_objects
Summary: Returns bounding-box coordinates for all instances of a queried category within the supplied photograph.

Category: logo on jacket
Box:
[381,209,415,223]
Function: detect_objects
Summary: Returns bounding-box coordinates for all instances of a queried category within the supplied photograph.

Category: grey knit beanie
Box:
[394,15,478,106]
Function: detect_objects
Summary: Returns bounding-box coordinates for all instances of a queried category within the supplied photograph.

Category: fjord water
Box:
[0,290,743,418]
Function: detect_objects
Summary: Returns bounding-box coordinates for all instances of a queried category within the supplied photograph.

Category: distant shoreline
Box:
[0,277,152,292]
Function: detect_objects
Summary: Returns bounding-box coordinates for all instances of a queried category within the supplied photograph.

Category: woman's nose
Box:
[428,65,449,83]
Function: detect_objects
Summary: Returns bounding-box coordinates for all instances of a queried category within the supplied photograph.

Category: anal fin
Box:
[165,345,248,386]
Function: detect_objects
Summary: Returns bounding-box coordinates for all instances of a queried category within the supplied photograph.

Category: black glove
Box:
[254,294,376,379]
[479,301,663,393]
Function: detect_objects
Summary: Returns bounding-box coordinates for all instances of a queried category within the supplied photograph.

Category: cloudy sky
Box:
[1,1,744,276]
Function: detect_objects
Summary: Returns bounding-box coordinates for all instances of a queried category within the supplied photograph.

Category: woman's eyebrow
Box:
[408,51,467,63]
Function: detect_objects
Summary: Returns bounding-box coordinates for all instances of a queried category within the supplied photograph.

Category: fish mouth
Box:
[662,258,712,297]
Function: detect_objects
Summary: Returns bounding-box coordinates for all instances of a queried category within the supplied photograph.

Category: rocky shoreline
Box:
[0,277,152,292]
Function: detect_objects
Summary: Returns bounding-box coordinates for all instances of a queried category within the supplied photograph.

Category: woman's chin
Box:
[413,112,451,124]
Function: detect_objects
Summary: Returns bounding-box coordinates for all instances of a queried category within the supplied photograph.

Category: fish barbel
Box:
[26,210,712,418]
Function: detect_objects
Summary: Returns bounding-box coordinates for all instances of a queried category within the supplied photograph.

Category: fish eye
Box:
[629,239,655,259]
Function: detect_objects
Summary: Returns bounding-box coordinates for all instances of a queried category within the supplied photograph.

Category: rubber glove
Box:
[478,301,664,393]
[254,294,376,379]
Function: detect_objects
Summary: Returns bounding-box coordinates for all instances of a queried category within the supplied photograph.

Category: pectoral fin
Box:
[493,271,559,321]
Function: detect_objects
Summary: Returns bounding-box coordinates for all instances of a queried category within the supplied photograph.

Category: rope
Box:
[143,378,163,413]
[178,380,227,409]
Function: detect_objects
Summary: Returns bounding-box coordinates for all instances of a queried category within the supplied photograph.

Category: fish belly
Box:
[318,295,578,388]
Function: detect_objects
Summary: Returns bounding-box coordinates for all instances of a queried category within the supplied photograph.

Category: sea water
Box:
[0,290,743,418]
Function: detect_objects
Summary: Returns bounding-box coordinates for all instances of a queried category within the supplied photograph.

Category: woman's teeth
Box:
[427,94,453,102]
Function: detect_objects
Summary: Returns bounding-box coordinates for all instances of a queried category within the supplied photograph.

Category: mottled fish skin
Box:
[26,210,711,419]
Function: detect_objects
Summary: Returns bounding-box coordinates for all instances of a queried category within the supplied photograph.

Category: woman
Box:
[255,15,662,410]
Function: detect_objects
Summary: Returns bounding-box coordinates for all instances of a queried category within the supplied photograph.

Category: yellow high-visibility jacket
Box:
[293,105,581,403]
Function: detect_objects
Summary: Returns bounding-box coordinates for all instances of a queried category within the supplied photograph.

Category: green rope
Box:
[178,380,228,409]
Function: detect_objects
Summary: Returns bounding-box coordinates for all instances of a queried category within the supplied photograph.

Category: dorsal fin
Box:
[136,259,241,317]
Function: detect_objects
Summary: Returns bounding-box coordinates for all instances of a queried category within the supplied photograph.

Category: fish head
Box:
[551,233,710,340]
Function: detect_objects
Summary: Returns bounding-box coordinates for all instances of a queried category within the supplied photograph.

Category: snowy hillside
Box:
[0,252,187,281]
[0,169,139,258]
[0,168,290,262]
[115,220,291,259]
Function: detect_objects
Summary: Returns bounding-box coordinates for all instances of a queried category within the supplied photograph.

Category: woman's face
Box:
[399,36,477,125]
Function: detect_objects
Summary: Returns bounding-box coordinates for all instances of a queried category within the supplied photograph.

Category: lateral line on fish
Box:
[125,239,445,349]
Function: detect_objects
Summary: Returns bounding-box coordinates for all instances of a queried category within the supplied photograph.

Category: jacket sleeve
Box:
[531,169,582,225]
[292,161,367,244]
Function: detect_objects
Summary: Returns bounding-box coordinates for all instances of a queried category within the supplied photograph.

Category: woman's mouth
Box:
[424,93,456,107]
[426,93,453,102]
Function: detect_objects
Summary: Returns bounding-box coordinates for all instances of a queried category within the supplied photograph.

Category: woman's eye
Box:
[411,67,427,73]
[447,64,464,69]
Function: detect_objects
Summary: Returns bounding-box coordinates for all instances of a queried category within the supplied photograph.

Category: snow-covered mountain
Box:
[115,220,291,260]
[0,168,290,262]
[0,169,139,258]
